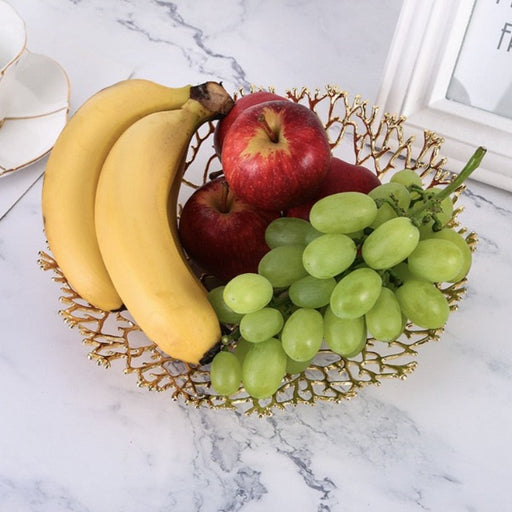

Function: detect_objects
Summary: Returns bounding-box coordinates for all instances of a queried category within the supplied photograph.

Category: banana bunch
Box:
[42,79,234,364]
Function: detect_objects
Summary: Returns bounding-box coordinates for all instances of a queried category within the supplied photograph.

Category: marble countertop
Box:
[1,1,512,511]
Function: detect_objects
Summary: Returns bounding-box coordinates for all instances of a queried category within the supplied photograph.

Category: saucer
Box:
[0,0,26,75]
[0,50,70,176]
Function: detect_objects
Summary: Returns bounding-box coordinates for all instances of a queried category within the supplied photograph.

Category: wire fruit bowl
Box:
[39,85,475,416]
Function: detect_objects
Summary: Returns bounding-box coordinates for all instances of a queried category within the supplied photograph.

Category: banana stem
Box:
[190,82,235,118]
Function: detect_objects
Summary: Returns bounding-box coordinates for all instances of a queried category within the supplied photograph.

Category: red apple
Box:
[286,157,381,219]
[178,177,279,282]
[221,100,331,212]
[214,91,287,157]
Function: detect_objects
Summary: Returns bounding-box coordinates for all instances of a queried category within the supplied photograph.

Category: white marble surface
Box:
[1,1,512,511]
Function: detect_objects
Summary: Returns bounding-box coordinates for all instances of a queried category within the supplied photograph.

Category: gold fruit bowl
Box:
[39,85,475,416]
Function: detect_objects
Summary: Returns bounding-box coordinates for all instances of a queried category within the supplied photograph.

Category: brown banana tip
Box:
[199,341,222,366]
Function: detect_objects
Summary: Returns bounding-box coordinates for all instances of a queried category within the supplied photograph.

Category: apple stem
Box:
[258,113,279,143]
[209,170,224,180]
[220,179,230,213]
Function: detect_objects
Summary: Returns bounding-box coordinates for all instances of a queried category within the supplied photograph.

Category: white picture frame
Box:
[376,0,512,191]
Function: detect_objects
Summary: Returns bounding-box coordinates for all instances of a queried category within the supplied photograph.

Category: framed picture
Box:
[376,0,512,191]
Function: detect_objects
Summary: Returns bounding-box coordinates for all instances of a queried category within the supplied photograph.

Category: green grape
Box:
[265,217,311,248]
[302,233,357,279]
[407,238,464,283]
[258,245,307,288]
[390,169,424,203]
[401,312,409,331]
[395,280,450,329]
[346,229,365,242]
[324,306,366,357]
[281,308,324,362]
[234,338,252,364]
[330,267,382,319]
[304,224,323,244]
[210,351,242,396]
[242,338,287,399]
[369,182,411,211]
[208,286,244,324]
[288,275,337,308]
[286,356,314,375]
[432,188,454,223]
[223,273,273,314]
[239,307,284,343]
[409,187,454,233]
[362,216,420,269]
[370,203,398,229]
[365,286,403,342]
[390,261,428,285]
[421,228,473,282]
[309,191,378,234]
[390,169,423,188]
[368,182,411,229]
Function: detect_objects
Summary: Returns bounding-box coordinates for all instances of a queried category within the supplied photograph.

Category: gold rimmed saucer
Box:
[0,50,70,177]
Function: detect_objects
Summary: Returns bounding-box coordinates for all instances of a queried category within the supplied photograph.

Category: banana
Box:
[94,84,234,365]
[42,79,195,311]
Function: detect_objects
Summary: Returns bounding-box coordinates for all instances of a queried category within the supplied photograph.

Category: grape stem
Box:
[410,146,486,226]
[220,325,240,346]
[435,146,487,201]
[374,195,407,217]
[270,289,296,317]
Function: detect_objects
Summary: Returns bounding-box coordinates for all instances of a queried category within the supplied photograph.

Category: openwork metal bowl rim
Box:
[39,84,476,416]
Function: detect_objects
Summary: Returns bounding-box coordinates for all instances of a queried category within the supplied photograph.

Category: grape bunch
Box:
[207,150,484,400]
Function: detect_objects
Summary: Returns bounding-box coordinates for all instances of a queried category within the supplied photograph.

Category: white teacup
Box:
[0,0,27,76]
